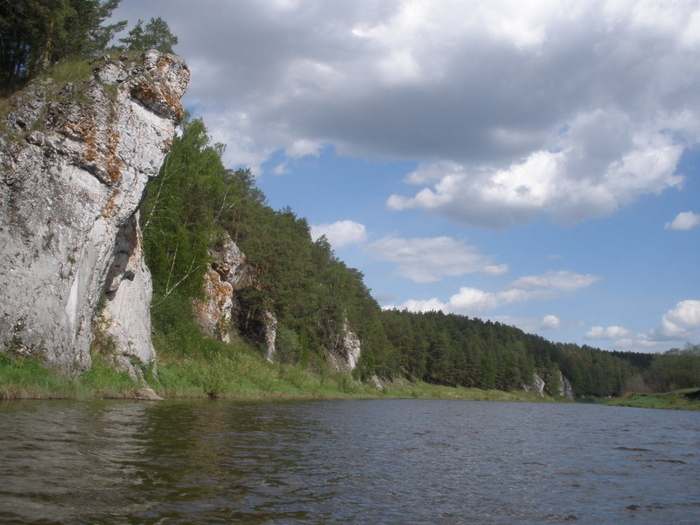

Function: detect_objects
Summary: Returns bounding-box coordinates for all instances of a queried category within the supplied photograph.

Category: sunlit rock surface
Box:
[0,51,189,376]
[524,372,546,397]
[192,232,278,360]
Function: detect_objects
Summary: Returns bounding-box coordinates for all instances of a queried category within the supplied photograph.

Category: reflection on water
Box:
[1,399,699,524]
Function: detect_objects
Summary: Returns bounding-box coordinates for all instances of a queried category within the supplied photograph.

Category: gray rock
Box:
[558,370,575,400]
[524,372,546,397]
[0,51,189,377]
[325,319,363,374]
[192,232,279,361]
[133,387,164,401]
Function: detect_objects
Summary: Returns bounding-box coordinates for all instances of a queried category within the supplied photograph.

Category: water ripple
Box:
[1,399,699,524]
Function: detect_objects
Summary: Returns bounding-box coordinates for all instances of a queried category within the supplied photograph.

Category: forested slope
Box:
[141,115,698,398]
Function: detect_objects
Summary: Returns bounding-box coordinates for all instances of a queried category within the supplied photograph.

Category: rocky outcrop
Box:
[193,236,254,344]
[193,233,365,370]
[325,320,363,374]
[523,372,546,397]
[523,371,574,399]
[192,232,277,360]
[0,51,189,376]
[558,371,574,400]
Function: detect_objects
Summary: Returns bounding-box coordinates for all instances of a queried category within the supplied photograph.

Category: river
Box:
[0,399,698,524]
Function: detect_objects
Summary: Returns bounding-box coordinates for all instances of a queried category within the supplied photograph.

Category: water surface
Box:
[1,399,698,524]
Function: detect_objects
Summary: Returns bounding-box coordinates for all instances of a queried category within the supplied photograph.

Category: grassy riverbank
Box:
[607,388,700,411]
[0,349,550,403]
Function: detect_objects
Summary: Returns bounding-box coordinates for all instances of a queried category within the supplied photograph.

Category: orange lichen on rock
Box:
[130,82,184,122]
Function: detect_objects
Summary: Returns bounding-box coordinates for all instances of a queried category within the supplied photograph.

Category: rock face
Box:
[192,232,278,360]
[523,372,546,397]
[523,371,575,400]
[193,236,254,344]
[0,51,189,376]
[558,371,574,401]
[193,232,362,370]
[325,320,363,374]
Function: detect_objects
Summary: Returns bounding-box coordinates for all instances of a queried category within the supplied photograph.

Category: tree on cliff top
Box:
[118,17,178,54]
[0,0,125,85]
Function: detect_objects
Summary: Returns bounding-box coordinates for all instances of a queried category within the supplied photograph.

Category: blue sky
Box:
[115,0,700,353]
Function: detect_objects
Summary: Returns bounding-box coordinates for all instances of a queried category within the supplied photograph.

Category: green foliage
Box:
[378,310,644,396]
[141,116,233,302]
[80,362,138,398]
[0,353,82,399]
[643,344,700,392]
[140,114,396,382]
[608,388,700,411]
[0,0,125,86]
[139,113,693,401]
[118,17,178,54]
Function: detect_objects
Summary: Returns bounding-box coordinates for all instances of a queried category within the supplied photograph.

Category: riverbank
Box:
[0,351,551,403]
[606,388,700,411]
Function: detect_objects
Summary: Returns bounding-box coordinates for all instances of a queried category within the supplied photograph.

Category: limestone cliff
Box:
[325,320,363,374]
[193,232,277,360]
[523,371,575,400]
[193,232,363,371]
[523,372,546,397]
[557,370,574,401]
[0,51,189,376]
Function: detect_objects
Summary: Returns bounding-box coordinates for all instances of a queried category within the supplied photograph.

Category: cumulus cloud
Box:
[388,125,685,227]
[665,211,700,230]
[310,220,367,248]
[366,236,499,283]
[657,300,700,339]
[390,270,601,315]
[541,315,562,330]
[585,326,632,340]
[114,0,700,217]
[585,300,700,348]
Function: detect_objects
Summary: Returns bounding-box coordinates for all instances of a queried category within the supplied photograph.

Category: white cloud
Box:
[391,270,601,315]
[114,0,700,218]
[272,162,289,175]
[286,139,324,159]
[310,220,367,248]
[509,271,602,293]
[585,325,632,340]
[658,300,700,338]
[665,211,700,230]
[541,315,562,330]
[592,300,700,348]
[388,123,685,227]
[366,236,498,283]
[482,264,510,277]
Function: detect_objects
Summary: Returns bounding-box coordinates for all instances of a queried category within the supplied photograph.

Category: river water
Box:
[1,399,698,524]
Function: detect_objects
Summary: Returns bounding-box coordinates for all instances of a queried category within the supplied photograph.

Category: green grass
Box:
[80,362,147,399]
[607,388,700,411]
[0,353,84,400]
[153,343,379,400]
[37,58,93,85]
[0,294,560,403]
[1,344,553,403]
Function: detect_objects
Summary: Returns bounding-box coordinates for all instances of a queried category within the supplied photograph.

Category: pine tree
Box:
[0,0,124,84]
[119,17,178,54]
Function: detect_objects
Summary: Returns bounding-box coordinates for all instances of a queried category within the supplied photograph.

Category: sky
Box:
[113,0,700,353]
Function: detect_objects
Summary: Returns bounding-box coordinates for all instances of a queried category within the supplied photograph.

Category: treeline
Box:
[641,344,700,392]
[140,114,700,398]
[381,310,644,396]
[0,0,176,89]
